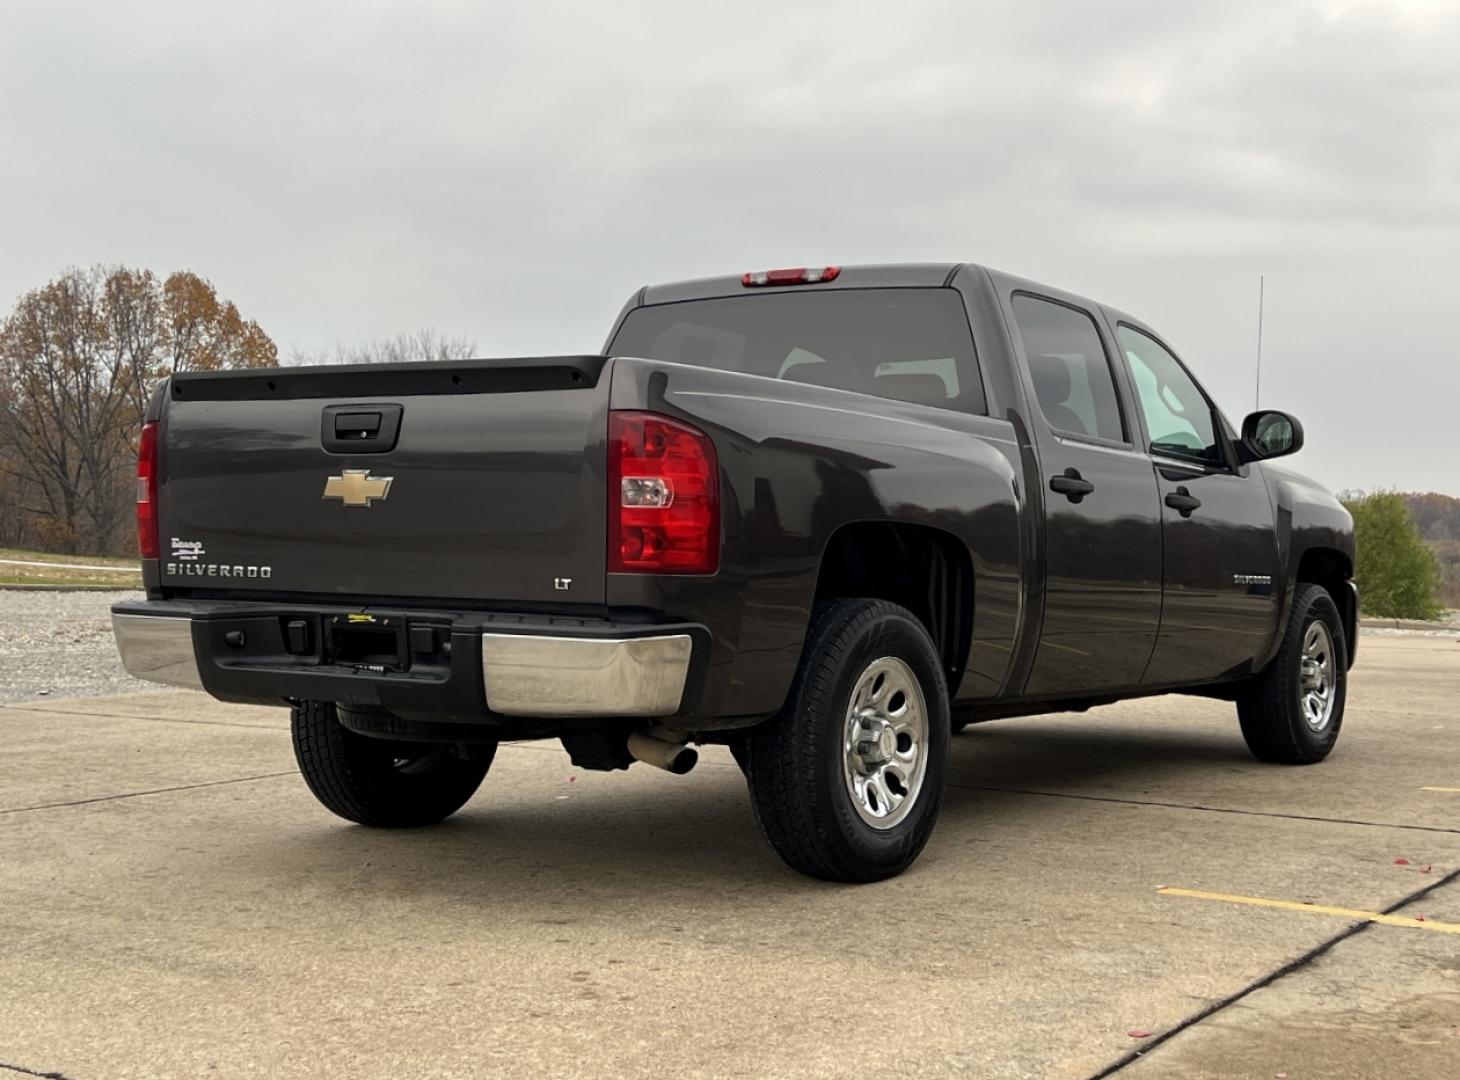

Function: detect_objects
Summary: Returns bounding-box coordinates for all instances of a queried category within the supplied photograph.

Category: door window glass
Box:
[1010,295,1125,442]
[1117,326,1222,464]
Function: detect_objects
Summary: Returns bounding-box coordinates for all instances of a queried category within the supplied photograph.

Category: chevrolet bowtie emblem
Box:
[323,469,393,507]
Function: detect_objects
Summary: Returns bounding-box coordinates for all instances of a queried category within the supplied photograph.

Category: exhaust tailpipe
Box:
[628,731,698,775]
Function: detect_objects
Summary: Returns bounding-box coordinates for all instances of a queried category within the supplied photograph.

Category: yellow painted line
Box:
[1421,786,1460,793]
[1157,887,1460,935]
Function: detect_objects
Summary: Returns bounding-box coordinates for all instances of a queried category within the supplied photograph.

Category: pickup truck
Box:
[112,262,1357,882]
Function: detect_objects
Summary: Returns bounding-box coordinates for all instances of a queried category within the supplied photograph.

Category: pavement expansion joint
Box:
[0,1060,76,1079]
[0,703,286,732]
[1080,866,1460,1079]
[0,771,296,816]
[957,783,1460,836]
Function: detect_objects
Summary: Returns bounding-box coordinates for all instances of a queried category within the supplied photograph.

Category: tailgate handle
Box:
[321,403,402,454]
[335,411,382,439]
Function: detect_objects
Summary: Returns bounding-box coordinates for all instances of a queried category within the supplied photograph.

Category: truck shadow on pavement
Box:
[947,717,1255,793]
[236,718,1257,902]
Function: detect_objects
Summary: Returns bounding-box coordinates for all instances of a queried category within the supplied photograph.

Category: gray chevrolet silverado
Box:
[113,262,1356,882]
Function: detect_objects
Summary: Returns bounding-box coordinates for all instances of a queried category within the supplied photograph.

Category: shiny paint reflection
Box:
[606,358,1025,722]
[1023,441,1163,696]
[1141,460,1280,685]
[161,389,610,605]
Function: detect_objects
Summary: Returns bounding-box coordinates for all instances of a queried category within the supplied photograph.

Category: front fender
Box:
[1260,462,1357,670]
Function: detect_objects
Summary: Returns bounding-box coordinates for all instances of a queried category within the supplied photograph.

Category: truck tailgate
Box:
[157,357,608,606]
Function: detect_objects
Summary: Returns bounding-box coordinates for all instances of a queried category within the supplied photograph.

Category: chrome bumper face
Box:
[112,608,694,718]
[481,633,693,718]
[111,613,204,691]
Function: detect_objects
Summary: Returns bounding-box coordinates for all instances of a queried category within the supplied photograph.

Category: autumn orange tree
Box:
[0,265,276,554]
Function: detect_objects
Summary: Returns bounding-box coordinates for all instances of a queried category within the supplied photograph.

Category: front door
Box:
[1007,292,1164,697]
[1113,324,1280,685]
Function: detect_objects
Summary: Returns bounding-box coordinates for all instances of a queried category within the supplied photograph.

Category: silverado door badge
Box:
[323,469,394,507]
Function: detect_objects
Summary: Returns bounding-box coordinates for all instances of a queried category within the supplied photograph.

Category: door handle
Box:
[1165,486,1202,517]
[334,412,383,439]
[320,403,403,454]
[1049,468,1095,503]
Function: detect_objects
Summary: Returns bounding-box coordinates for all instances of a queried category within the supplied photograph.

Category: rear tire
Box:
[746,599,950,883]
[728,735,751,776]
[290,700,495,827]
[1237,584,1348,764]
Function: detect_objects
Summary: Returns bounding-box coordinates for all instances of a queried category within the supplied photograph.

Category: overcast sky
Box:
[2,0,1456,494]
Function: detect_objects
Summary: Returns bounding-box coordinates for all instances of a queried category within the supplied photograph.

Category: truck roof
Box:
[638,263,965,306]
[634,262,1131,324]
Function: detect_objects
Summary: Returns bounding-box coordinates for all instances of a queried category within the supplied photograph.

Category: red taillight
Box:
[741,266,840,287]
[136,420,159,559]
[608,411,719,574]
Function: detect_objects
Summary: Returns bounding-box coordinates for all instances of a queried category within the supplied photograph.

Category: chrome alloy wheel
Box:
[842,656,929,830]
[1299,621,1336,732]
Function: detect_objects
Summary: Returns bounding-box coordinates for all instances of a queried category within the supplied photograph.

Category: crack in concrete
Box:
[1081,865,1460,1078]
[0,1060,76,1079]
[0,771,295,816]
[0,703,286,732]
[954,783,1460,836]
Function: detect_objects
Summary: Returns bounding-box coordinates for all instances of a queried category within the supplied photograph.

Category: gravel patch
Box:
[1362,626,1460,639]
[0,590,173,704]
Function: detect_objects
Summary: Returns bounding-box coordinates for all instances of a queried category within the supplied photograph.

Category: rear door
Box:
[1110,323,1280,685]
[158,358,609,606]
[1003,290,1164,696]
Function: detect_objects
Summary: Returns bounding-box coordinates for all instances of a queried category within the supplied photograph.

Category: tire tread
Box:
[1238,583,1347,765]
[746,599,949,882]
[290,700,492,827]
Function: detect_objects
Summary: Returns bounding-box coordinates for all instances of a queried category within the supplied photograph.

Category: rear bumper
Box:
[480,633,692,717]
[111,600,705,722]
[112,612,205,690]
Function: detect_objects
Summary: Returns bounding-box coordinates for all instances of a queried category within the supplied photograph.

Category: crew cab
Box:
[112,263,1357,882]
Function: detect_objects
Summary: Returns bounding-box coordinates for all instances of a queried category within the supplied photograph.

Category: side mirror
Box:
[1239,410,1304,462]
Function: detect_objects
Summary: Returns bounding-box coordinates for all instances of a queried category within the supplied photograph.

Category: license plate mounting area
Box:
[327,614,407,671]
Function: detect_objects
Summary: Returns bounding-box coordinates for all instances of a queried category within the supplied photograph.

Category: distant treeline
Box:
[1404,492,1460,608]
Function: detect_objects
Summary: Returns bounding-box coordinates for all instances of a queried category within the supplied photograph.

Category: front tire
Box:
[290,700,495,827]
[1237,584,1348,764]
[746,599,950,883]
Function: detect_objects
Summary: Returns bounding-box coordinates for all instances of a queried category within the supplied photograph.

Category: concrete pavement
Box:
[1,634,1457,1079]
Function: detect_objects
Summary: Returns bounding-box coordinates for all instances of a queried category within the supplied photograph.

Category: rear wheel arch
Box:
[811,521,975,697]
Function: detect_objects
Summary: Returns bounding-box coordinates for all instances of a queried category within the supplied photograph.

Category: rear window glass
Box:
[609,288,986,414]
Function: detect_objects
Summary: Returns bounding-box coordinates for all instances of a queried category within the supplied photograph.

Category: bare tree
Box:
[292,329,476,367]
[0,265,278,554]
[105,268,167,427]
[0,270,112,549]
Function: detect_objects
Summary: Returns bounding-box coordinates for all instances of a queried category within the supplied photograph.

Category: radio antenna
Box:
[1255,274,1265,410]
